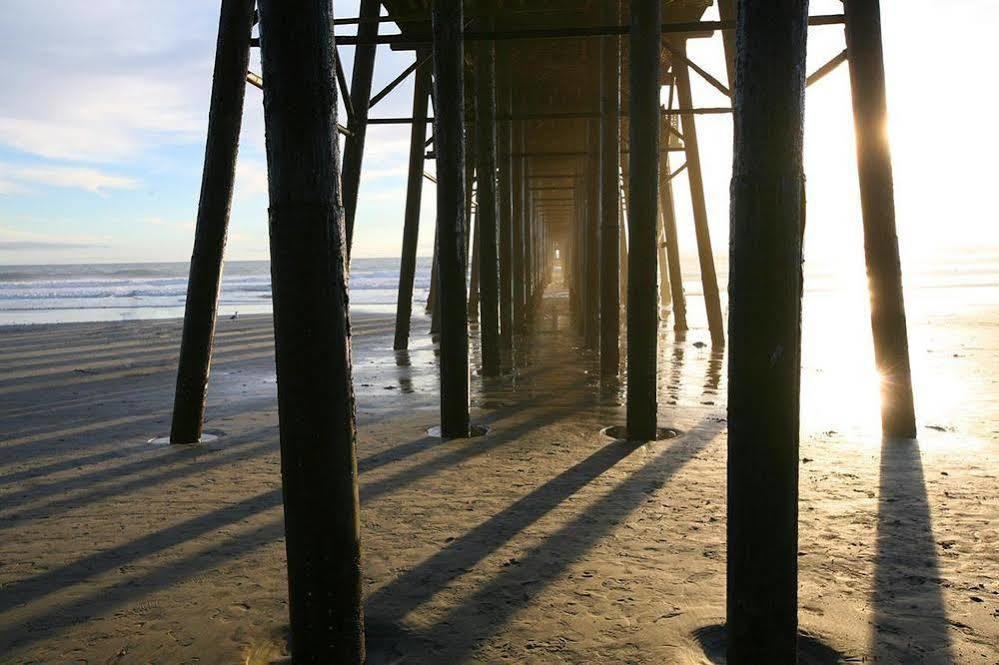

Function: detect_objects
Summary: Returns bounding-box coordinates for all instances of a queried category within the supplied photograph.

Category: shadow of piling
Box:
[871,437,954,663]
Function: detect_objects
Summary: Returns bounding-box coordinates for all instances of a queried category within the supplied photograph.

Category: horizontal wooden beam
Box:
[371,107,733,126]
[335,15,845,46]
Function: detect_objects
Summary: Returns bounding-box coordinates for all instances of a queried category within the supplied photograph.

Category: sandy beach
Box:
[0,277,996,664]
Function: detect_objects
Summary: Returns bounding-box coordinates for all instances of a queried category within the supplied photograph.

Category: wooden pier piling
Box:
[512,119,527,329]
[659,122,688,332]
[599,16,621,376]
[726,1,809,661]
[256,0,365,660]
[169,0,255,445]
[393,50,431,351]
[341,0,380,260]
[674,44,725,347]
[468,210,481,321]
[498,49,515,349]
[844,0,917,439]
[626,0,661,441]
[432,0,471,437]
[475,29,502,376]
[584,129,600,350]
[524,163,535,313]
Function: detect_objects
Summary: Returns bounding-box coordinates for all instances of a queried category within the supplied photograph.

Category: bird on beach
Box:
[230,311,238,321]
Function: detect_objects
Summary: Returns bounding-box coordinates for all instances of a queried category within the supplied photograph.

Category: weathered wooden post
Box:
[524,161,535,311]
[674,42,725,347]
[584,133,600,350]
[718,0,738,87]
[627,0,661,440]
[429,227,441,334]
[844,0,917,439]
[393,50,432,351]
[727,1,809,662]
[497,49,514,349]
[170,0,255,445]
[432,0,471,437]
[341,0,380,260]
[467,139,479,322]
[468,211,481,320]
[619,164,630,306]
[659,124,688,332]
[512,120,527,330]
[575,171,589,338]
[599,12,621,376]
[475,27,501,376]
[427,239,439,315]
[256,0,364,661]
[464,133,476,261]
[656,210,671,309]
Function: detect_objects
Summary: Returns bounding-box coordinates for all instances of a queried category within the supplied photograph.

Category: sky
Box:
[0,0,996,266]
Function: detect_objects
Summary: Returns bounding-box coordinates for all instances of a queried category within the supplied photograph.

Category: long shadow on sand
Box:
[365,417,727,662]
[0,396,580,651]
[871,437,954,663]
[0,518,288,655]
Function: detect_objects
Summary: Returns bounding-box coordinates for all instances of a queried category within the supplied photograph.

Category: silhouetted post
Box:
[512,120,526,329]
[656,210,671,309]
[394,51,431,351]
[475,30,501,376]
[468,210,481,320]
[427,239,439,314]
[675,42,725,347]
[524,161,535,310]
[844,0,916,439]
[429,227,440,334]
[590,146,601,348]
[619,165,629,306]
[498,49,514,348]
[659,130,688,331]
[432,0,471,437]
[575,172,588,338]
[170,0,255,445]
[464,132,476,265]
[342,0,379,260]
[718,0,738,87]
[256,0,364,661]
[600,18,621,376]
[627,0,661,440]
[584,136,600,349]
[727,2,809,662]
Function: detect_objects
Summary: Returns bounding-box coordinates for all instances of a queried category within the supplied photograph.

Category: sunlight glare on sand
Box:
[800,279,883,442]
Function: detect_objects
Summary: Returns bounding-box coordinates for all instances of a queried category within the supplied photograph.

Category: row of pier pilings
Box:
[165,1,916,662]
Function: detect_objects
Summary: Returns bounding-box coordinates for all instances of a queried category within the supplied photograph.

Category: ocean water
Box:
[0,258,433,326]
[1,252,996,327]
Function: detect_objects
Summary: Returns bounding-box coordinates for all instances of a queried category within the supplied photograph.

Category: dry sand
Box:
[0,283,996,663]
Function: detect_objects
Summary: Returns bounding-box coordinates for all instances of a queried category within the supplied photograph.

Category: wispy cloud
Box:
[0,163,137,194]
[0,239,102,251]
[0,2,214,163]
[0,226,104,252]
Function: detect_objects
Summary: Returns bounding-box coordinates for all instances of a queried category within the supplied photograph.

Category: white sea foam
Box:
[0,258,433,324]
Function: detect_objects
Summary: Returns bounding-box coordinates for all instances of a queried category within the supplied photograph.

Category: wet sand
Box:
[0,283,996,663]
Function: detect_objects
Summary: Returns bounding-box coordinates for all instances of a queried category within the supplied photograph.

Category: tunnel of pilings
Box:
[167,1,915,661]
